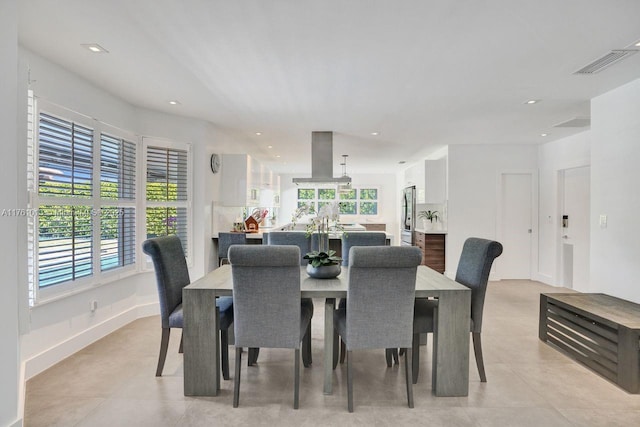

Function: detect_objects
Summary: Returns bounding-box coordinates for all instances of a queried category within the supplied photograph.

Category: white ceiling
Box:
[18,0,640,174]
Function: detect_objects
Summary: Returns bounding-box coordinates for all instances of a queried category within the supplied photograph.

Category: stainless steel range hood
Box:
[292,131,352,184]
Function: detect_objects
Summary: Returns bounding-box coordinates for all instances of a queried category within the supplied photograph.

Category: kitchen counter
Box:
[414,228,447,234]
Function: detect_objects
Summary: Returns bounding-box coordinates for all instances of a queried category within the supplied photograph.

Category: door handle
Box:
[528,229,532,234]
[562,235,569,239]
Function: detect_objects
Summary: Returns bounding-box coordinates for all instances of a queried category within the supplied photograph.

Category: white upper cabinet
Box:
[402,158,446,204]
[221,154,280,207]
[221,154,261,206]
[424,158,446,204]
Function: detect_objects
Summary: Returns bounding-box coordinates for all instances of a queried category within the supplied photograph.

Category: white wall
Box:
[590,77,640,303]
[279,173,399,244]
[447,144,538,278]
[1,1,21,425]
[537,131,591,286]
[18,48,255,380]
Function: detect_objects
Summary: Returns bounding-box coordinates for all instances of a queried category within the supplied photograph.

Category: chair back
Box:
[346,246,422,350]
[218,232,247,263]
[455,238,503,333]
[229,245,302,349]
[266,231,311,265]
[341,232,387,266]
[142,236,190,329]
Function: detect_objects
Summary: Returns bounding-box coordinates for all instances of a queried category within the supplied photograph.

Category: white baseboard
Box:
[24,302,159,380]
[9,418,23,427]
[533,272,554,286]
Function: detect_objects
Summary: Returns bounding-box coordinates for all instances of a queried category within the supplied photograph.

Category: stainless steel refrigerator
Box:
[401,186,415,246]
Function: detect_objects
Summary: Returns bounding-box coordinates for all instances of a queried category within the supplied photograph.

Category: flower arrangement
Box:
[290,201,343,266]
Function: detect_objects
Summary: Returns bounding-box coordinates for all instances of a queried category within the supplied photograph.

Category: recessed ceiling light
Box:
[525,99,539,104]
[255,132,262,136]
[541,133,549,137]
[168,100,180,105]
[635,41,640,47]
[371,132,379,136]
[267,145,273,149]
[81,43,108,53]
[276,155,281,158]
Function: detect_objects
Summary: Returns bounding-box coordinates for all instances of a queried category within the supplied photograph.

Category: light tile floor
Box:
[24,280,640,426]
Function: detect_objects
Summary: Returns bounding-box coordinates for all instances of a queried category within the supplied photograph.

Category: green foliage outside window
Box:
[297,189,315,199]
[339,189,356,200]
[360,201,378,215]
[339,201,357,214]
[318,188,335,199]
[359,189,377,200]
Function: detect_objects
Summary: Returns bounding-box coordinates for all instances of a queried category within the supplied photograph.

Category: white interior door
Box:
[561,166,590,290]
[499,173,532,279]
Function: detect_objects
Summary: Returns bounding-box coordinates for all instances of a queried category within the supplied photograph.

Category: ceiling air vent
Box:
[574,50,637,74]
[553,117,591,128]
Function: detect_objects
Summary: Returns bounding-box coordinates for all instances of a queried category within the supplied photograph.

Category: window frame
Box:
[296,186,380,216]
[142,137,193,270]
[28,98,142,305]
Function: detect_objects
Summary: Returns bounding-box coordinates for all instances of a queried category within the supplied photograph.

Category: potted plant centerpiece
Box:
[418,210,439,230]
[290,201,343,278]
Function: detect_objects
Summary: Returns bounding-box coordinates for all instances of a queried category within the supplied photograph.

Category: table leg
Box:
[324,298,336,394]
[432,289,470,396]
[183,289,219,396]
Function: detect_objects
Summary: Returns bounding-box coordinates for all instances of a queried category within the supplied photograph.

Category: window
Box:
[296,187,379,215]
[28,99,139,303]
[144,140,191,258]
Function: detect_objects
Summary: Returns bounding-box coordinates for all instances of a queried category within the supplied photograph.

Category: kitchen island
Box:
[212,224,393,258]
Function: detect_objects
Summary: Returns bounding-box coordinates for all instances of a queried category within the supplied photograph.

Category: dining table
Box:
[182,264,471,397]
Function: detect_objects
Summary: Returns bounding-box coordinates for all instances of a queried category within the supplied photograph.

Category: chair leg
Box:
[302,323,312,368]
[221,329,230,380]
[294,348,300,409]
[332,330,339,370]
[412,333,420,384]
[347,350,354,413]
[472,332,487,382]
[340,339,346,364]
[156,328,170,377]
[392,348,399,365]
[178,331,183,354]
[404,347,414,408]
[385,348,393,367]
[233,347,242,408]
[248,348,260,366]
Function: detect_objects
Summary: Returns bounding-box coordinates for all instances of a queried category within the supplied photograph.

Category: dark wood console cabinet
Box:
[413,232,445,273]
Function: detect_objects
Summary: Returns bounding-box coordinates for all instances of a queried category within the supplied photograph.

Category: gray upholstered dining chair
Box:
[229,245,312,409]
[248,231,314,368]
[411,237,503,384]
[334,231,390,366]
[334,245,422,412]
[340,231,387,266]
[218,232,247,266]
[142,235,234,378]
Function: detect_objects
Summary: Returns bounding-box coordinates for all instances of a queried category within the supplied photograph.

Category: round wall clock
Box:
[210,153,221,173]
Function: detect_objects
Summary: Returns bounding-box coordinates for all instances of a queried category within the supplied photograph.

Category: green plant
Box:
[418,210,439,223]
[303,250,342,267]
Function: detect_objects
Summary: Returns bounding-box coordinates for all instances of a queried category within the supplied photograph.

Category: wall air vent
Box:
[553,117,591,128]
[574,50,637,74]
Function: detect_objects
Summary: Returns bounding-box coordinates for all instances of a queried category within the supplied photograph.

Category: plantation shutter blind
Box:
[100,133,137,271]
[146,146,189,256]
[37,112,94,287]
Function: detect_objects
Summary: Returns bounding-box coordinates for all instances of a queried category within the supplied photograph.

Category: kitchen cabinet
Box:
[221,154,261,206]
[221,154,280,207]
[413,231,445,273]
[403,158,446,204]
[424,159,446,204]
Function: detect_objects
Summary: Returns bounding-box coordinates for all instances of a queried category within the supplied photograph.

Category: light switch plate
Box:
[599,214,607,228]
